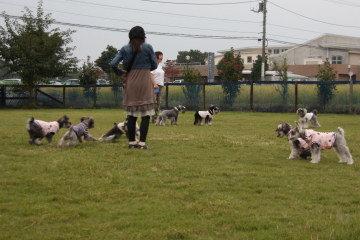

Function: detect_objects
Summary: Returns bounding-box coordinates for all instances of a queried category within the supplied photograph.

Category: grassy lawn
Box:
[1,109,360,239]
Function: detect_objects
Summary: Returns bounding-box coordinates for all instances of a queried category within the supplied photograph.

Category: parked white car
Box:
[0,79,22,84]
[173,79,184,83]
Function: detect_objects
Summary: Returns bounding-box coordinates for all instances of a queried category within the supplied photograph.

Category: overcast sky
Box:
[1,0,360,65]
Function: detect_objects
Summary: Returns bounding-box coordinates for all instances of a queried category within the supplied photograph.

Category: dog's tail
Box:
[312,109,318,115]
[337,127,345,136]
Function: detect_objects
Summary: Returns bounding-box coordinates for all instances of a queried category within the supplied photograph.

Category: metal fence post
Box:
[93,85,97,109]
[294,81,298,112]
[0,86,6,108]
[202,81,206,110]
[250,80,254,111]
[63,86,66,108]
[165,82,169,110]
[349,79,353,114]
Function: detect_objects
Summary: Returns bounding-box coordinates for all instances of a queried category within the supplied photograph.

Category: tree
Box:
[181,65,202,109]
[273,57,289,106]
[163,60,181,82]
[250,55,269,81]
[315,59,337,111]
[0,0,78,105]
[216,47,243,107]
[78,56,101,85]
[177,50,208,65]
[95,45,118,76]
[78,56,103,103]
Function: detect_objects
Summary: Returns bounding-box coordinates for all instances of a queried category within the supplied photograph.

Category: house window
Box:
[247,56,252,63]
[332,56,342,64]
[282,49,288,52]
[274,49,280,54]
[268,49,272,54]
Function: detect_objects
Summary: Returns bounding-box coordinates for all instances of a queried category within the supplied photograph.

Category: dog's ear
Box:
[63,115,69,121]
[88,117,95,128]
[114,122,117,126]
[80,116,87,122]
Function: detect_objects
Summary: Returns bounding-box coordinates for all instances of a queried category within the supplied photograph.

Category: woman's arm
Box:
[110,50,124,76]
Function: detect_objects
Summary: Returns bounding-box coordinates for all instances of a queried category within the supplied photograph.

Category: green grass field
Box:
[1,109,360,239]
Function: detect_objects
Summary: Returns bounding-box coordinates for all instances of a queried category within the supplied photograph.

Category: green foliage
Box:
[315,59,337,111]
[181,66,202,109]
[250,55,269,81]
[78,56,100,85]
[1,110,360,239]
[216,47,244,107]
[78,56,102,104]
[177,49,208,65]
[95,45,118,75]
[0,0,78,104]
[273,57,289,106]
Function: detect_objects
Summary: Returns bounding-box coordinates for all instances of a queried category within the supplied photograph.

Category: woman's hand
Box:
[154,84,159,89]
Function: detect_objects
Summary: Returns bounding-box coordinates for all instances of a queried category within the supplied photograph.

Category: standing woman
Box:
[151,51,164,123]
[110,26,159,149]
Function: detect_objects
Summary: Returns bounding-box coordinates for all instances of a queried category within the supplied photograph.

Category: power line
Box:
[62,0,260,24]
[140,0,260,5]
[323,0,360,7]
[3,14,354,53]
[268,0,360,28]
[2,14,260,40]
[0,1,325,38]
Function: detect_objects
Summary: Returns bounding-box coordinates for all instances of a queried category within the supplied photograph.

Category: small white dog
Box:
[58,116,97,147]
[287,121,354,165]
[296,108,321,128]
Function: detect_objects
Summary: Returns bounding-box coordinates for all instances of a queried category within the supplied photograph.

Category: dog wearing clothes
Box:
[296,108,321,128]
[26,115,71,145]
[287,121,354,165]
[194,105,220,126]
[275,122,311,159]
[58,116,97,147]
[98,116,140,142]
[155,105,186,126]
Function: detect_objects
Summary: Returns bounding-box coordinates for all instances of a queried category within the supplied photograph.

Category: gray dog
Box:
[26,115,71,145]
[58,116,97,147]
[155,105,186,126]
[287,121,354,165]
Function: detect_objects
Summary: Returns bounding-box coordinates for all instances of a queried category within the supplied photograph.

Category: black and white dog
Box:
[194,105,220,126]
[58,116,97,147]
[26,115,71,145]
[155,105,186,126]
[296,108,321,128]
[287,121,354,165]
[275,123,311,160]
[98,116,140,142]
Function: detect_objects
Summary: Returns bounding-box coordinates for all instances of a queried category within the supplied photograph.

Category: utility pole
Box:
[261,0,267,81]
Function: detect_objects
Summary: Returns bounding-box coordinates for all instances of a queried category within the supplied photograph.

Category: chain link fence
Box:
[1,81,359,114]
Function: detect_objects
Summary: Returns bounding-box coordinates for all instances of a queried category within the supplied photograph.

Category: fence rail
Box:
[0,81,359,114]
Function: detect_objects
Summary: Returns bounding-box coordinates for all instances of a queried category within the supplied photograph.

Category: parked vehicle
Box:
[96,79,109,85]
[173,79,184,83]
[63,79,80,85]
[0,79,22,84]
[40,80,63,85]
